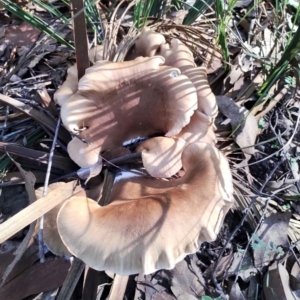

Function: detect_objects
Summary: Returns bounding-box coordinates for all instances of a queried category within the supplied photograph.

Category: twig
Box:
[38,118,61,263]
[57,258,85,300]
[211,158,285,298]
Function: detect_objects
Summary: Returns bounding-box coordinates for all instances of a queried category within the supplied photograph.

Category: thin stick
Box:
[38,118,61,263]
[70,0,89,80]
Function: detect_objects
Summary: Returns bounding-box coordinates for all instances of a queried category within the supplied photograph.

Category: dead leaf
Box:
[263,263,297,300]
[228,282,246,300]
[0,160,37,288]
[290,261,300,291]
[0,181,83,244]
[226,251,258,281]
[253,212,291,268]
[217,96,258,155]
[0,256,70,300]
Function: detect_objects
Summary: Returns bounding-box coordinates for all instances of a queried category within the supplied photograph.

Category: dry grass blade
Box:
[70,0,89,80]
[0,171,49,187]
[0,181,83,244]
[108,275,129,300]
[57,258,85,300]
[0,159,37,288]
[0,142,76,171]
[0,94,71,144]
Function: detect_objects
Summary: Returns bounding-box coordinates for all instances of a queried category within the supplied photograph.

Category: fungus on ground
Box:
[60,56,198,169]
[35,178,103,256]
[136,136,186,178]
[57,142,233,275]
[132,27,166,57]
[158,38,218,120]
[158,38,195,71]
[54,45,104,106]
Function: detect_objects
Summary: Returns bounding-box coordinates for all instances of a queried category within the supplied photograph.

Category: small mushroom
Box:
[136,136,186,178]
[136,111,216,177]
[158,38,195,71]
[54,45,104,106]
[175,110,216,145]
[57,142,233,275]
[132,27,166,57]
[60,56,198,168]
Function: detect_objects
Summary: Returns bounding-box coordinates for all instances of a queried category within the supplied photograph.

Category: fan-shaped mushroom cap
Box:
[183,66,218,120]
[57,142,233,275]
[158,38,195,71]
[54,45,104,106]
[35,178,103,256]
[136,136,186,177]
[133,27,166,57]
[35,182,74,256]
[61,56,198,168]
[158,39,217,119]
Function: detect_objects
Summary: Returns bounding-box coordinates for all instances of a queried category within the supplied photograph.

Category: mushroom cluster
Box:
[48,27,234,275]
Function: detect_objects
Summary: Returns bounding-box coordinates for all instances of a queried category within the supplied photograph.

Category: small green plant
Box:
[202,296,223,300]
[251,234,284,256]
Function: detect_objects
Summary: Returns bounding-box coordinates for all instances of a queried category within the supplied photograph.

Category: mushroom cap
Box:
[34,178,103,256]
[57,142,233,275]
[136,136,186,178]
[54,45,104,106]
[158,38,195,71]
[158,40,217,119]
[133,27,166,57]
[35,182,73,256]
[175,110,216,145]
[61,56,198,168]
[67,137,102,169]
[183,66,218,120]
[54,65,78,106]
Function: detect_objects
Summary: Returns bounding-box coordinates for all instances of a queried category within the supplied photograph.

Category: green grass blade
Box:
[258,24,300,96]
[32,0,69,24]
[183,0,213,25]
[0,0,73,49]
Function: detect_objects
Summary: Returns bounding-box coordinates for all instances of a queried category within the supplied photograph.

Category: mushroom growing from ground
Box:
[57,142,233,275]
[132,27,166,57]
[54,45,104,106]
[60,56,198,170]
[34,177,103,256]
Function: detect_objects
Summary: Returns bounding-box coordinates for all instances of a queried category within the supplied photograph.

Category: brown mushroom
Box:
[57,142,233,275]
[35,178,103,256]
[158,38,195,71]
[136,136,186,177]
[175,110,217,145]
[54,45,104,106]
[136,111,216,177]
[131,27,166,58]
[159,39,217,120]
[60,56,198,168]
[35,182,74,256]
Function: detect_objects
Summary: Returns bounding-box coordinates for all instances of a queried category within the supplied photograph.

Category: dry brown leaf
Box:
[0,94,71,143]
[216,95,258,163]
[290,261,300,292]
[0,256,70,300]
[0,142,76,171]
[228,282,246,300]
[253,212,291,268]
[263,263,297,300]
[0,160,37,288]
